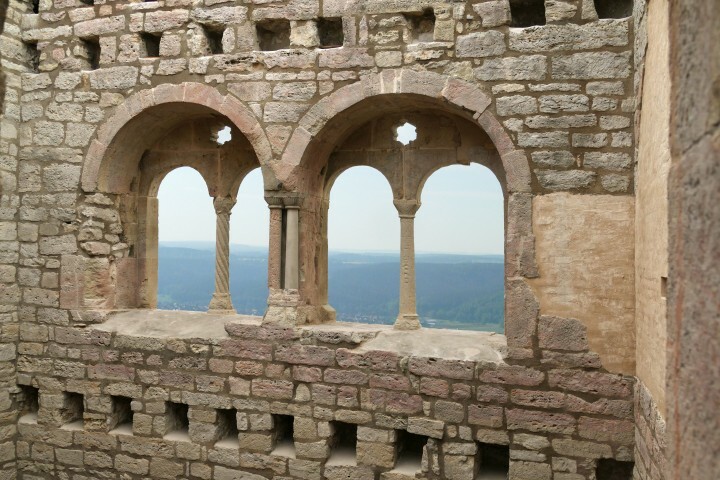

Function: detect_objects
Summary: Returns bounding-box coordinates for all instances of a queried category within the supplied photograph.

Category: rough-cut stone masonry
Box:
[0,0,658,478]
[15,313,635,480]
[633,382,665,480]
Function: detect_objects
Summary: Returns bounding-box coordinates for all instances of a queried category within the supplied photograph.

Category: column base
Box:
[208,293,236,314]
[394,314,421,330]
[263,290,337,326]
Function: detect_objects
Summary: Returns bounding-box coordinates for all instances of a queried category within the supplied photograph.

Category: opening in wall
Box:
[79,37,100,70]
[79,0,94,5]
[318,17,344,48]
[24,42,40,72]
[395,122,417,146]
[157,167,215,311]
[216,408,239,447]
[394,430,428,474]
[405,8,436,42]
[229,168,270,316]
[596,459,634,480]
[31,0,39,14]
[327,421,358,466]
[415,164,505,332]
[61,392,84,430]
[509,0,546,27]
[476,442,509,479]
[271,414,295,457]
[327,167,399,326]
[165,402,190,441]
[18,385,39,424]
[141,32,161,57]
[594,0,634,19]
[256,19,291,51]
[203,25,225,55]
[109,396,133,435]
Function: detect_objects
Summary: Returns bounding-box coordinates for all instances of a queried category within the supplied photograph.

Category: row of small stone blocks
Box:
[16,385,510,480]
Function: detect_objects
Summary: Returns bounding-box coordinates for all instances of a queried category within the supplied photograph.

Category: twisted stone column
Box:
[208,196,237,314]
[394,199,421,330]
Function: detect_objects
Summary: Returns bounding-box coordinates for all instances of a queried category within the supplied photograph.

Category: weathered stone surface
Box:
[456,31,506,58]
[552,52,632,79]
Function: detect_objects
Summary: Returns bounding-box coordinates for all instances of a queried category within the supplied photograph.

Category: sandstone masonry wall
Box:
[2,0,650,478]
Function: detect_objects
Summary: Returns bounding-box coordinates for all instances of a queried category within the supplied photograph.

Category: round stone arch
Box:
[81,82,275,194]
[277,69,538,349]
[280,69,531,194]
[79,83,275,311]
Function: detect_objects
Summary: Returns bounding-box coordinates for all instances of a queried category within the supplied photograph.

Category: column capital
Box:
[213,196,236,215]
[393,199,420,218]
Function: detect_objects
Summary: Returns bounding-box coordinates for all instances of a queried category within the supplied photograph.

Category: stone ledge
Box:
[92,309,508,363]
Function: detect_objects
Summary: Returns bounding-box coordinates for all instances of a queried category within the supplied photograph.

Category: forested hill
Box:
[157,244,504,332]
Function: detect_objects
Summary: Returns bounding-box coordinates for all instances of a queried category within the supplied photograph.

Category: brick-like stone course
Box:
[12,317,636,479]
[0,0,653,478]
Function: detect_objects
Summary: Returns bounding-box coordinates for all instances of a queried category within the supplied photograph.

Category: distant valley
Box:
[158,243,504,333]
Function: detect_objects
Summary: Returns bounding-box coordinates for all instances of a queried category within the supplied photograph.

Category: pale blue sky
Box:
[158,162,504,255]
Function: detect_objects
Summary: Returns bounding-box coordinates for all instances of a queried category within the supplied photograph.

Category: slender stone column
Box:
[284,206,300,290]
[267,201,284,291]
[394,199,421,330]
[208,196,237,314]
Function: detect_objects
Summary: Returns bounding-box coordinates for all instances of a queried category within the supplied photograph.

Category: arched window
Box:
[157,167,215,311]
[327,166,399,325]
[416,164,504,332]
[229,168,269,316]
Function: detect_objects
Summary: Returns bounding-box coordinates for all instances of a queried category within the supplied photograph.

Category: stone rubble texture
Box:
[0,0,716,479]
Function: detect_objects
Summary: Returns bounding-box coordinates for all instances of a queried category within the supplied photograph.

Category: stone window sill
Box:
[93,310,508,363]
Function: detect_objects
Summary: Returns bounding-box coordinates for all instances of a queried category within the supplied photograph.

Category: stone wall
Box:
[633,382,666,480]
[16,312,635,480]
[1,0,658,478]
[0,0,37,477]
[666,0,720,478]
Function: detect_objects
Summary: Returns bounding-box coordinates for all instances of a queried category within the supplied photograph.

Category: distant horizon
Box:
[159,240,504,257]
[158,165,504,255]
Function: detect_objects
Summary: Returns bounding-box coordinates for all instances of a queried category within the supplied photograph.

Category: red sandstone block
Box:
[225,323,300,341]
[565,394,633,419]
[578,416,634,445]
[434,400,466,423]
[511,389,566,409]
[312,384,336,406]
[208,358,233,374]
[217,340,273,361]
[468,404,504,428]
[158,371,194,390]
[548,370,634,398]
[293,366,323,383]
[275,344,335,366]
[506,408,576,434]
[408,357,474,380]
[476,385,509,403]
[361,389,387,411]
[478,365,544,386]
[451,383,472,401]
[337,386,359,408]
[195,375,225,393]
[264,363,288,379]
[251,379,294,400]
[420,378,449,398]
[324,369,368,385]
[369,373,411,391]
[336,349,399,371]
[385,391,423,415]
